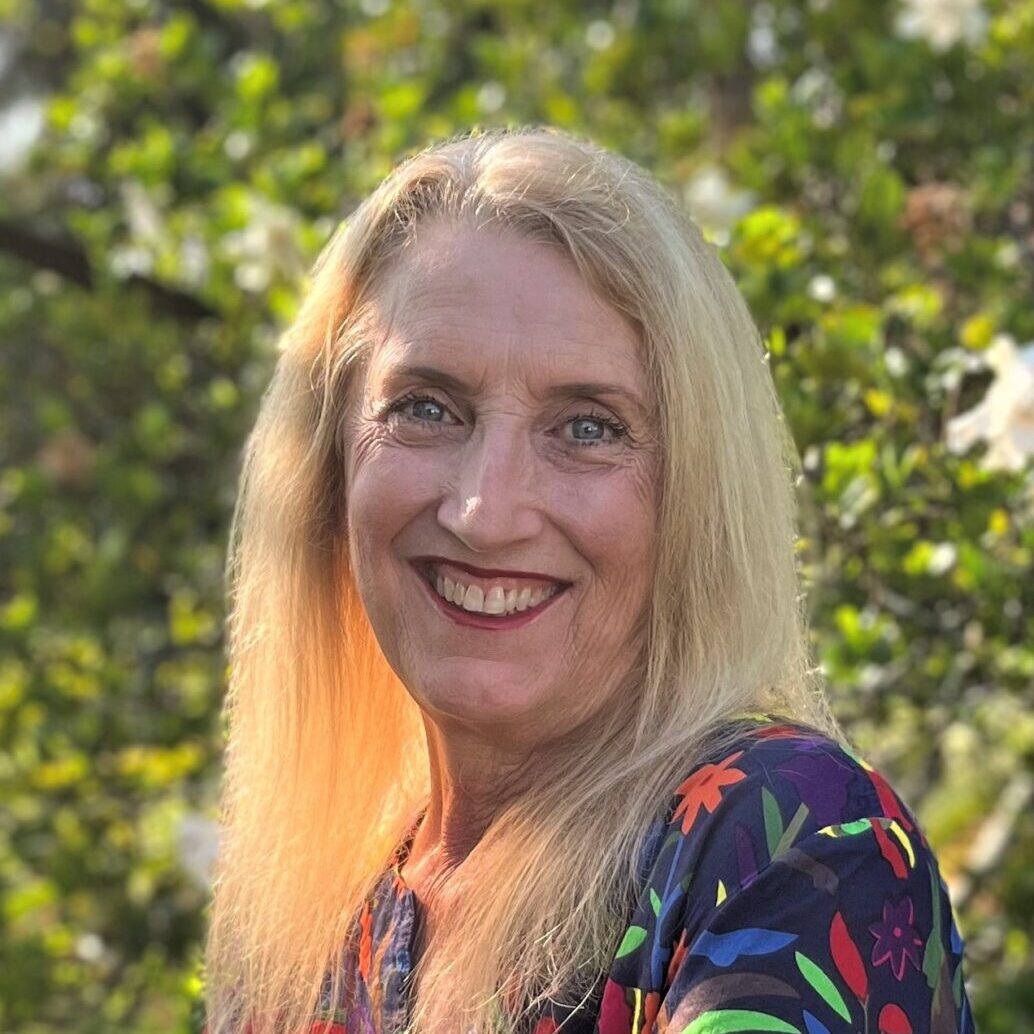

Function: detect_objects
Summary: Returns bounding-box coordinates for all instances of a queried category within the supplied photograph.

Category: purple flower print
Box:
[775,751,853,827]
[869,895,924,981]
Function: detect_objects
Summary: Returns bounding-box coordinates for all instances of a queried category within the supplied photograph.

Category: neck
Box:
[403,719,539,884]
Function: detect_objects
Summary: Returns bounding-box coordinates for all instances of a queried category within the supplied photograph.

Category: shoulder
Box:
[604,716,973,1029]
[674,713,918,832]
[618,714,936,971]
[642,714,918,869]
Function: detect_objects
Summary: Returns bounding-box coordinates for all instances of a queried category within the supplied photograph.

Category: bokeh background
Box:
[1,0,1032,1031]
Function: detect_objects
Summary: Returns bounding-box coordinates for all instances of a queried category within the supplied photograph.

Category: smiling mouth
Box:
[412,561,569,621]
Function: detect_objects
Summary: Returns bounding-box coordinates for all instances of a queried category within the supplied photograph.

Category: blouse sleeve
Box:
[655,816,975,1034]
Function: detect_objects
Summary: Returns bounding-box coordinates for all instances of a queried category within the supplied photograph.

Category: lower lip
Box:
[411,565,567,630]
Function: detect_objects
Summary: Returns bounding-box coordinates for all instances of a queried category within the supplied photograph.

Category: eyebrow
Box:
[384,364,647,415]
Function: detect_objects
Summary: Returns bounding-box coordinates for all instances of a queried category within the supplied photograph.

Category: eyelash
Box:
[383,391,630,447]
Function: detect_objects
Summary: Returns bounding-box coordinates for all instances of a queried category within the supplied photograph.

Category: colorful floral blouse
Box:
[212,714,977,1033]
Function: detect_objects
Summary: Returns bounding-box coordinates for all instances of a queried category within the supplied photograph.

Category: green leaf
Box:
[615,925,648,959]
[650,888,662,916]
[794,951,851,1022]
[376,81,427,120]
[234,52,280,102]
[680,1009,800,1033]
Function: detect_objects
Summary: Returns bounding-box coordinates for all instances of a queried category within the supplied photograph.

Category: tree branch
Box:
[0,218,218,321]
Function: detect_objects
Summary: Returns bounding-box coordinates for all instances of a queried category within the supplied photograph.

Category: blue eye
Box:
[411,399,445,421]
[384,393,630,447]
[567,413,629,447]
[571,417,606,441]
[385,392,452,424]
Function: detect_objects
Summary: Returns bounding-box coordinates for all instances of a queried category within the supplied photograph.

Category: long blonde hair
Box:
[203,125,843,1034]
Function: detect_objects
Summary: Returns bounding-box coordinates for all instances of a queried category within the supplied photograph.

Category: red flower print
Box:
[877,1001,914,1033]
[869,896,924,981]
[830,910,868,1002]
[866,767,914,834]
[672,751,747,835]
[597,978,632,1034]
[531,1017,560,1034]
[872,821,908,879]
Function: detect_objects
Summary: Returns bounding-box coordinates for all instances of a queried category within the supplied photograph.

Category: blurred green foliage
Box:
[1,0,1032,1031]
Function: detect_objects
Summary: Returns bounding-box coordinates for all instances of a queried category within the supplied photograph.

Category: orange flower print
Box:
[357,900,373,984]
[672,751,747,835]
[753,724,807,740]
[643,990,661,1030]
[666,928,689,987]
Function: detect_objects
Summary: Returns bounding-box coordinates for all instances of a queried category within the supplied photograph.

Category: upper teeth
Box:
[434,573,560,615]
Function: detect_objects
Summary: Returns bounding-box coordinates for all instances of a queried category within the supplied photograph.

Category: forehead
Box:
[360,222,646,395]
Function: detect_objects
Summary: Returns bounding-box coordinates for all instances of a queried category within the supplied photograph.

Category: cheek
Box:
[345,433,440,574]
[554,461,658,589]
[347,422,437,515]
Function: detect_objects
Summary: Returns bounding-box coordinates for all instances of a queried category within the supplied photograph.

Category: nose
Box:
[436,419,545,553]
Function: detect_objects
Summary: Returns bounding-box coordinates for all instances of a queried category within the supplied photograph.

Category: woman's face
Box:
[343,221,659,750]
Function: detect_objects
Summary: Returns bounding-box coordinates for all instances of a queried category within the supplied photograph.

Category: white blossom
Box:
[120,180,170,247]
[586,20,616,50]
[476,81,506,114]
[683,167,755,246]
[222,198,307,293]
[895,0,988,51]
[75,932,106,963]
[945,336,1034,472]
[807,274,837,303]
[790,67,843,128]
[179,234,211,287]
[885,346,910,378]
[928,542,957,575]
[109,244,154,279]
[0,94,45,175]
[748,23,782,68]
[224,130,254,161]
[178,812,221,891]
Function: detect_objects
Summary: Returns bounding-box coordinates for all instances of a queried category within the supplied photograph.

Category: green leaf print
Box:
[680,1009,800,1033]
[819,818,873,837]
[616,924,648,958]
[923,859,945,990]
[773,802,810,858]
[794,950,851,1022]
[650,888,662,916]
[762,786,783,859]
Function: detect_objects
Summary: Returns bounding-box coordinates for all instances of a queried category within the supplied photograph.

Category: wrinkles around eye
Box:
[382,394,631,447]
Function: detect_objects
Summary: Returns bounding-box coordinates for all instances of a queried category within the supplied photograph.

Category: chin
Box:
[416,677,546,726]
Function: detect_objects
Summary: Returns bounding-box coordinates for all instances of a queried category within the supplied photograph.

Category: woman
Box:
[202,127,974,1034]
